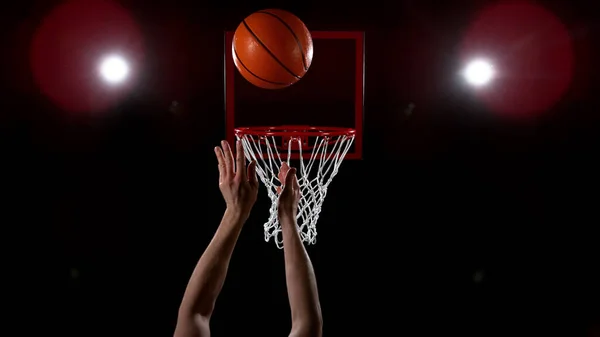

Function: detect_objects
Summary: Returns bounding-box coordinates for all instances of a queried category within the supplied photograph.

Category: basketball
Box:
[232,9,313,89]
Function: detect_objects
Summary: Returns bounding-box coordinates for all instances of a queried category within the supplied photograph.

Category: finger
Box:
[214,146,225,182]
[221,140,235,176]
[276,186,282,195]
[247,160,258,186]
[236,140,247,180]
[278,162,289,183]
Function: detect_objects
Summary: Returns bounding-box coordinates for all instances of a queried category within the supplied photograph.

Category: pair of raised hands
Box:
[214,140,299,218]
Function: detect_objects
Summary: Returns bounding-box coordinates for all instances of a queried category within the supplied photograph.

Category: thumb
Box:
[292,169,300,191]
[247,160,258,186]
[284,167,297,189]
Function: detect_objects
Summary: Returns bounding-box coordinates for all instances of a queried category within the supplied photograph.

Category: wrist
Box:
[224,207,250,223]
[278,212,297,224]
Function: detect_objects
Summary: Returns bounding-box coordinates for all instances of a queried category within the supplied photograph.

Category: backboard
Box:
[225,31,364,160]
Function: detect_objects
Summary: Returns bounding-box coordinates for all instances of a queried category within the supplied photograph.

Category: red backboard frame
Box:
[224,31,364,160]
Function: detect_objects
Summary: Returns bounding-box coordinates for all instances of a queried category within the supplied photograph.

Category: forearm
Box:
[178,209,246,318]
[281,216,323,334]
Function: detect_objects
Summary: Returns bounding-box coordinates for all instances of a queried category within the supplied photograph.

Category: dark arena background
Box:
[2,1,600,336]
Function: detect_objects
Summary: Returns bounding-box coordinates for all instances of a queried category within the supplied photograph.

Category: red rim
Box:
[235,126,356,137]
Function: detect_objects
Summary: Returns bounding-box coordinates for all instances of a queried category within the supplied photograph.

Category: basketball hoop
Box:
[235,126,355,248]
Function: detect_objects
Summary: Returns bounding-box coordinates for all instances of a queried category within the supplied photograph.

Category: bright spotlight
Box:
[99,55,129,84]
[463,59,495,86]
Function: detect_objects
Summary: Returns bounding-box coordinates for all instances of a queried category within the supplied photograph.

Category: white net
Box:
[236,127,355,248]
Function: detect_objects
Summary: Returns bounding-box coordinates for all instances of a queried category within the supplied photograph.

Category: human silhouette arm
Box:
[278,163,323,337]
[174,140,258,337]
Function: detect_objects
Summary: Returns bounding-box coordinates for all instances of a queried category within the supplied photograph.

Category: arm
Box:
[174,209,246,337]
[174,140,258,337]
[281,215,323,337]
[278,164,323,337]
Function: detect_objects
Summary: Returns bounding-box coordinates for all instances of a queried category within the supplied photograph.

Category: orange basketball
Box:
[232,9,313,89]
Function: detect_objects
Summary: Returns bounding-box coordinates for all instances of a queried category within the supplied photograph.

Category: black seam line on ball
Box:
[242,19,302,80]
[233,47,289,86]
[256,10,309,71]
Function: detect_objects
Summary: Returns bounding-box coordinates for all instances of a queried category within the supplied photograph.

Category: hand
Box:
[277,163,301,219]
[214,140,259,217]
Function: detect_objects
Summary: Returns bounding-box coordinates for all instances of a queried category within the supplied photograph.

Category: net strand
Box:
[237,132,354,248]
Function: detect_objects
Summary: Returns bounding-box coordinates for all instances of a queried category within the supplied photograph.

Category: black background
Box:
[2,1,600,336]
